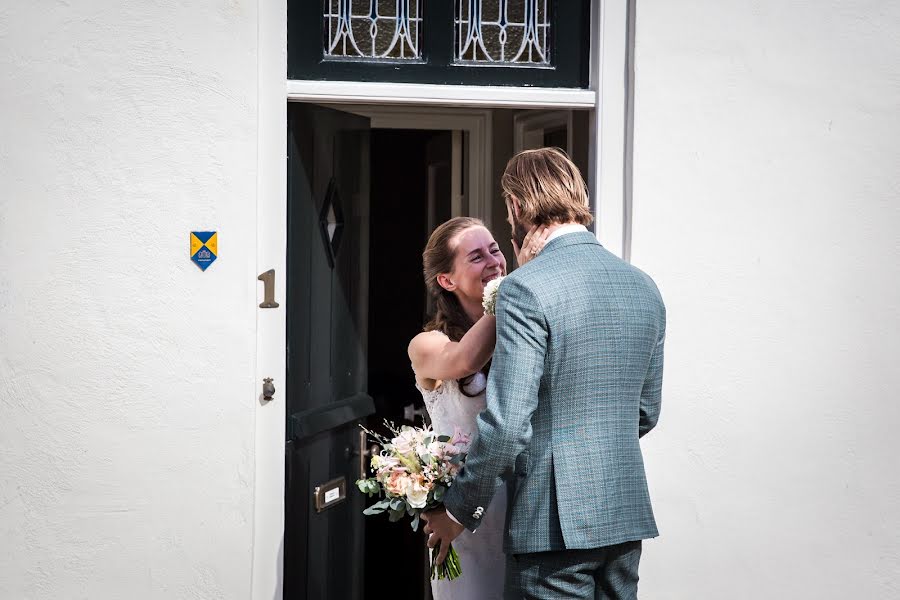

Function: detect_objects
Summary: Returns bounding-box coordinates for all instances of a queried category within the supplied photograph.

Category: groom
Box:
[423,148,666,599]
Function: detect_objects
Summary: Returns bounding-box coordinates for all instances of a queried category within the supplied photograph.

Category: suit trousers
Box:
[504,541,642,600]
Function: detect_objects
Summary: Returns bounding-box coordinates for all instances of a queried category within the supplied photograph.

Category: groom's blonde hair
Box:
[501,147,593,227]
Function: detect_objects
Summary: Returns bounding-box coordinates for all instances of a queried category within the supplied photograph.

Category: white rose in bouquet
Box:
[391,427,420,455]
[405,476,431,509]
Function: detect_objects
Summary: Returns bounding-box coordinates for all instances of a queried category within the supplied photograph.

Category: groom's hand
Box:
[422,507,465,565]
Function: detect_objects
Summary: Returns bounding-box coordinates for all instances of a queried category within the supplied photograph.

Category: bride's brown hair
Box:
[422,217,489,393]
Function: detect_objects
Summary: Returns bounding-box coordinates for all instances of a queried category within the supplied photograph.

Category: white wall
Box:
[4,0,899,598]
[0,2,259,598]
[632,1,900,598]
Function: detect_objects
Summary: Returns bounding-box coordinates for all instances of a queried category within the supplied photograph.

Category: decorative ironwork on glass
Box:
[324,0,422,60]
[456,0,550,65]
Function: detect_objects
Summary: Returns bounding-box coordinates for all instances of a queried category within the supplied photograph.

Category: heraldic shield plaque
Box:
[190,231,218,271]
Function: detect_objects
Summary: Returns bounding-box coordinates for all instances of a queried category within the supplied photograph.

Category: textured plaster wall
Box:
[0,2,258,598]
[632,1,900,598]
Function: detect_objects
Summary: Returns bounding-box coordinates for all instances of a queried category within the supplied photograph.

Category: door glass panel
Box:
[319,177,345,267]
[324,0,423,60]
[455,0,550,65]
[295,0,588,86]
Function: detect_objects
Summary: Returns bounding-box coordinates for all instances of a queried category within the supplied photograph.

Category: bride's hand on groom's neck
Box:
[513,225,551,268]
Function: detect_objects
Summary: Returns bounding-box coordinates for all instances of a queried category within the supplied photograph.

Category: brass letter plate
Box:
[313,477,347,513]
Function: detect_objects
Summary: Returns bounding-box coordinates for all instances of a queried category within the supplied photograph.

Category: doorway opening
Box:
[365,128,455,599]
[284,103,590,600]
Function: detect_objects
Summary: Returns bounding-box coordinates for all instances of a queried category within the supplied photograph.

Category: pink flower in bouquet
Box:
[385,471,410,496]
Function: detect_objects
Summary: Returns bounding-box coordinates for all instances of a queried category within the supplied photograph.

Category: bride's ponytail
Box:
[427,290,472,343]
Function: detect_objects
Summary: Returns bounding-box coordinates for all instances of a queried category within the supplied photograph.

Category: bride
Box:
[408,216,548,599]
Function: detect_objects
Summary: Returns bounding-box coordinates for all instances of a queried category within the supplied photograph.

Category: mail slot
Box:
[313,476,347,513]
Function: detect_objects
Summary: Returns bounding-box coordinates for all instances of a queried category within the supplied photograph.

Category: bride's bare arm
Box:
[408,315,496,383]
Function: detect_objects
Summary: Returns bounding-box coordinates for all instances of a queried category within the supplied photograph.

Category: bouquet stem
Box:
[430,542,462,580]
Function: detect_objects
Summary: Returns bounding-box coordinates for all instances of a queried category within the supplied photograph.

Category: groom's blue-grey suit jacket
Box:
[443,231,665,555]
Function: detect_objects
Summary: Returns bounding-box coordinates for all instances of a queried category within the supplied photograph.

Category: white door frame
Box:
[254,2,631,598]
[289,80,596,109]
[253,1,287,599]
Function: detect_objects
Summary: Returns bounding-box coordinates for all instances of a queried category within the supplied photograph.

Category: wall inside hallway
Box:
[631,1,900,598]
[0,2,259,598]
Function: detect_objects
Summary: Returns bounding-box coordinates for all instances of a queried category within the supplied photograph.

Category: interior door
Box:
[285,103,373,600]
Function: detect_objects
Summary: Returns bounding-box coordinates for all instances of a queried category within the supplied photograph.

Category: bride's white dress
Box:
[417,371,507,600]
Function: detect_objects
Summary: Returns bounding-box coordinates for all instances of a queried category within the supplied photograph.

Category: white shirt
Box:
[546,222,589,242]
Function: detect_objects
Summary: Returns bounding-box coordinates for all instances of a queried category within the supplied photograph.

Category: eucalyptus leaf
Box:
[388,507,406,522]
[356,479,379,496]
[363,499,390,516]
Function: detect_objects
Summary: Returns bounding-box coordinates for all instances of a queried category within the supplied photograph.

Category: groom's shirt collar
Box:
[546,223,588,242]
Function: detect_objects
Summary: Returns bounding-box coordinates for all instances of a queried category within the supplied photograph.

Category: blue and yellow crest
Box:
[190,231,218,271]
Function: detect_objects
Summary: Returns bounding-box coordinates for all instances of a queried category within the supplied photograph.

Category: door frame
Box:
[289,80,595,109]
[322,104,493,229]
[254,1,632,598]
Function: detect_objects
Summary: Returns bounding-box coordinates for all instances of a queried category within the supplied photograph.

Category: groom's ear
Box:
[436,273,457,292]
[511,199,523,222]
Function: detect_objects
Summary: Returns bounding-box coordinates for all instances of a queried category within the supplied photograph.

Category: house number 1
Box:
[258,269,279,308]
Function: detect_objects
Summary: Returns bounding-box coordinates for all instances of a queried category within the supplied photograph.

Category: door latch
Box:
[357,430,380,480]
[262,377,275,401]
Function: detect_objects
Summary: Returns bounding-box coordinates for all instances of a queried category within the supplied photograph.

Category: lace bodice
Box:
[416,372,488,443]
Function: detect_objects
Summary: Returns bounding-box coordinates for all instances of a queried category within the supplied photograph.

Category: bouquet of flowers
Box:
[356,420,469,580]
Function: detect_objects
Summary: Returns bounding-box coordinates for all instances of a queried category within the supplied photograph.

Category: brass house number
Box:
[258,269,279,308]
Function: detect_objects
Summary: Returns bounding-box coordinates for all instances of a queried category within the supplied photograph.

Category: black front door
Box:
[285,103,372,600]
